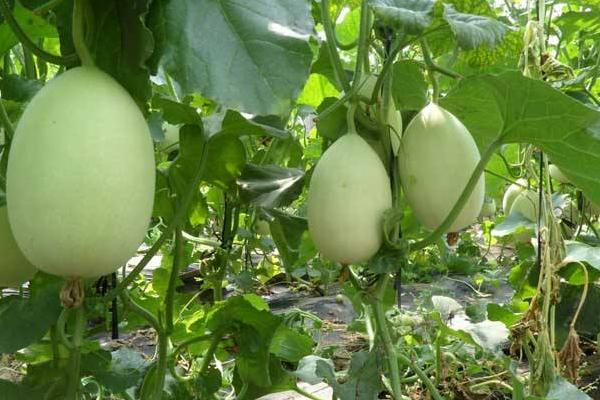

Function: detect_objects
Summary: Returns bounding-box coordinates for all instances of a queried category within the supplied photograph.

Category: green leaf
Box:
[268,210,308,269]
[441,71,600,207]
[554,11,600,43]
[0,3,58,57]
[316,351,383,399]
[92,348,151,393]
[491,212,536,237]
[207,296,282,388]
[293,355,333,384]
[368,0,435,35]
[0,379,46,399]
[88,0,154,102]
[487,303,520,327]
[442,4,508,50]
[563,240,600,271]
[159,0,314,116]
[316,97,347,140]
[0,74,42,102]
[218,110,289,139]
[269,324,313,362]
[152,97,202,125]
[237,164,305,209]
[0,273,62,354]
[392,60,428,110]
[547,377,592,400]
[297,73,340,109]
[334,6,360,47]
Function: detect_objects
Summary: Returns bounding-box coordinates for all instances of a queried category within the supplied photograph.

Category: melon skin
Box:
[502,179,527,214]
[307,133,392,264]
[0,206,36,287]
[7,67,156,278]
[509,190,539,222]
[549,164,569,184]
[399,103,484,232]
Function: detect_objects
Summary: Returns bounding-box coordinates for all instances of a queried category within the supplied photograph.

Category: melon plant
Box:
[0,206,37,287]
[502,179,527,214]
[307,130,392,264]
[549,164,569,184]
[6,67,156,278]
[399,103,484,232]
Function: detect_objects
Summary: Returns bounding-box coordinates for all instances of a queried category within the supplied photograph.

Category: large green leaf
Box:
[88,0,154,102]
[368,0,435,35]
[441,71,600,206]
[442,4,508,50]
[158,0,314,116]
[237,164,305,209]
[0,3,58,57]
[0,273,62,354]
[554,11,600,43]
[391,60,427,110]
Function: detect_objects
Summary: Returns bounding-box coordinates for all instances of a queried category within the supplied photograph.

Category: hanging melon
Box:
[502,179,528,214]
[7,67,156,278]
[307,131,392,264]
[399,103,484,232]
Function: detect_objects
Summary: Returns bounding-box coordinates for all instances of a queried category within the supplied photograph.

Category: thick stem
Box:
[165,228,183,335]
[22,46,36,79]
[151,330,169,400]
[371,275,403,399]
[352,0,371,85]
[65,306,85,400]
[0,0,78,66]
[106,137,209,302]
[198,332,222,376]
[397,351,444,400]
[412,141,501,251]
[72,0,94,66]
[420,38,440,103]
[320,0,350,92]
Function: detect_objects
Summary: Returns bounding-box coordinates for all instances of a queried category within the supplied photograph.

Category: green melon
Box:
[502,179,527,214]
[399,104,484,232]
[307,132,392,264]
[7,67,156,278]
[0,206,36,287]
[509,190,539,222]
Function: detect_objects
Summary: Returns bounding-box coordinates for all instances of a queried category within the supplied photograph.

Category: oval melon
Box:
[7,67,156,278]
[0,206,36,287]
[549,164,569,184]
[509,190,539,222]
[399,104,484,232]
[307,132,392,264]
[502,179,527,214]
